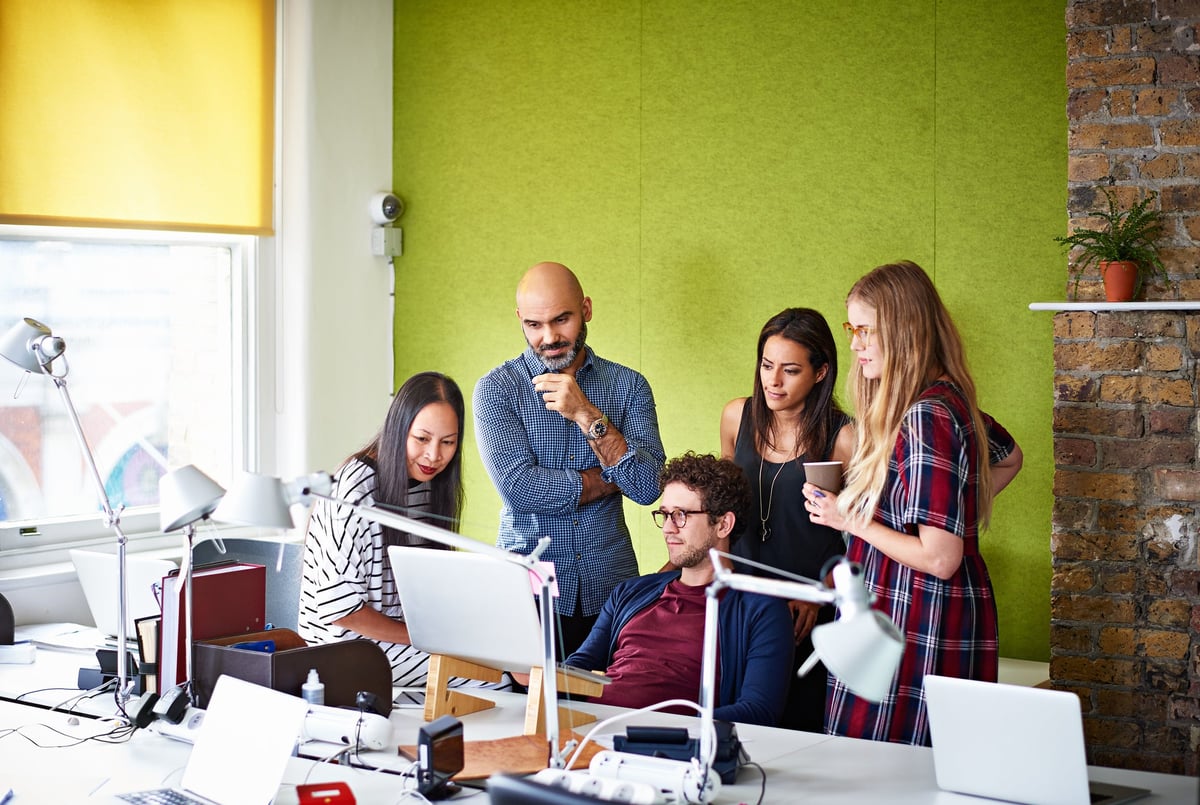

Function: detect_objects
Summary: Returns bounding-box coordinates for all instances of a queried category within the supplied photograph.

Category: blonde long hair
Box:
[837,261,995,530]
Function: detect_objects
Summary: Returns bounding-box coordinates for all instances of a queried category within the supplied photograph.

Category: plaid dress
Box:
[825,381,1014,746]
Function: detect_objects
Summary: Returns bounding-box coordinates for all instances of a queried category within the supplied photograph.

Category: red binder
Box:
[159,562,266,689]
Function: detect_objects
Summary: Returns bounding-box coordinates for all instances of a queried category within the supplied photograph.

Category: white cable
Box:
[564,698,717,772]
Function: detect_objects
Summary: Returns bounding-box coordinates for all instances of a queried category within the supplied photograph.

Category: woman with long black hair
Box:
[298,371,469,686]
[719,307,854,731]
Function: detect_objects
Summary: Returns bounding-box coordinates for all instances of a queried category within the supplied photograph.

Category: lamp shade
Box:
[159,465,226,532]
[812,609,905,702]
[0,317,64,373]
[213,471,297,529]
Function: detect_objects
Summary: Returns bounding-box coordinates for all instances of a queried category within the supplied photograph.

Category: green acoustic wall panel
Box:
[931,0,1066,659]
[392,0,1065,661]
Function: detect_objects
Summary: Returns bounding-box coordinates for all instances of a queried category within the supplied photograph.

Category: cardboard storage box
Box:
[193,628,392,713]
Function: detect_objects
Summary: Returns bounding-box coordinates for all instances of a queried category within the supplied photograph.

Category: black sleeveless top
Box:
[730,399,849,580]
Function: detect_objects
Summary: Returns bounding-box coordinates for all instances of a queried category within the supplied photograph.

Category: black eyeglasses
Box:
[843,322,876,345]
[651,509,708,529]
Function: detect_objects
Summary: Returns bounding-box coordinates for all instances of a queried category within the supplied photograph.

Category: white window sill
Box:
[0,527,299,590]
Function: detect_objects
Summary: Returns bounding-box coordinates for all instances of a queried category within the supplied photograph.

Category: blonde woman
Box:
[804,261,1022,746]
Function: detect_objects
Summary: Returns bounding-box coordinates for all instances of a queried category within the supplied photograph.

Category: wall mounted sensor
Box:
[370,192,404,224]
[371,226,403,258]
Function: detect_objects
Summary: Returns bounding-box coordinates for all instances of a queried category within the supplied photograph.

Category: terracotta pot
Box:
[1100,260,1139,302]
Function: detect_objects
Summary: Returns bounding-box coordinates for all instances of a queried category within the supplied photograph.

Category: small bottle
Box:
[302,668,325,705]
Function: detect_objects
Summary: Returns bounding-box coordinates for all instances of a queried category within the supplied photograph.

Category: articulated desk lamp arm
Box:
[0,318,137,706]
[696,549,905,801]
[213,471,570,769]
[158,465,227,706]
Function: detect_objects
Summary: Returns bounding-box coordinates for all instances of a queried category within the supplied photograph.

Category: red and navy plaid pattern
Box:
[826,381,1013,746]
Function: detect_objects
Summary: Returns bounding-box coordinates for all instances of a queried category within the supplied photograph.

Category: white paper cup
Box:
[803,461,844,494]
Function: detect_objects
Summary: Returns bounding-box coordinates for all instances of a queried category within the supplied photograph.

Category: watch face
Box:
[589,418,608,439]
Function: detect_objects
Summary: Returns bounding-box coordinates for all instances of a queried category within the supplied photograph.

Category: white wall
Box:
[270,0,395,479]
[0,0,396,625]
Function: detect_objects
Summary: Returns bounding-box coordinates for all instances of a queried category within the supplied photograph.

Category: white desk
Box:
[1,628,129,718]
[2,649,1197,804]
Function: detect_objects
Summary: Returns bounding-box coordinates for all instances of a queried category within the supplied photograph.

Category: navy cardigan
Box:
[564,570,794,726]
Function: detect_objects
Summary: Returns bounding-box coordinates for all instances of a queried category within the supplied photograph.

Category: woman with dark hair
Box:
[719,307,854,731]
[805,261,1022,746]
[298,371,470,687]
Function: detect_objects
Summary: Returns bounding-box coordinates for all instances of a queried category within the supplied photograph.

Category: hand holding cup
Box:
[802,460,844,494]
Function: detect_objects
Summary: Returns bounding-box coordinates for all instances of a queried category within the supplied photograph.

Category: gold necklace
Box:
[757,455,786,542]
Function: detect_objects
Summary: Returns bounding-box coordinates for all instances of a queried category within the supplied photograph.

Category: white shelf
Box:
[1029,301,1200,311]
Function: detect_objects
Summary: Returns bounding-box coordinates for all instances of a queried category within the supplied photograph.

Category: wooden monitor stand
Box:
[422,656,606,737]
[422,655,504,722]
[522,666,605,735]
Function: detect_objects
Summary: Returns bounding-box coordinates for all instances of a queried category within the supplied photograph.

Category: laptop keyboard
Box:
[117,790,208,805]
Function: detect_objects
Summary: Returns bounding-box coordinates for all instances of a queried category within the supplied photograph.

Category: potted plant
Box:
[1054,188,1167,302]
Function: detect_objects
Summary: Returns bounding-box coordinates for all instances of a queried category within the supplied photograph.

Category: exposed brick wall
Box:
[1050,308,1199,775]
[1061,2,1200,774]
[1066,0,1200,301]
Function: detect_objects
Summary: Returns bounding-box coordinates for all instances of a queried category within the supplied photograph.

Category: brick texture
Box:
[1064,1,1200,304]
[1050,303,1200,773]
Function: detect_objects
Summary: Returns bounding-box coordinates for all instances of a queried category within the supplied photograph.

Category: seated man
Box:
[564,452,794,727]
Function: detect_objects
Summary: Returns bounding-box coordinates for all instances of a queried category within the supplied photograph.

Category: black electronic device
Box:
[417,714,463,800]
[0,592,14,644]
[77,647,144,695]
[129,691,161,729]
[355,690,385,717]
[613,720,747,784]
[152,683,191,724]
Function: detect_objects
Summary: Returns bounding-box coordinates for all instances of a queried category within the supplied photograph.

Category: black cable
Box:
[742,760,767,805]
[0,720,135,748]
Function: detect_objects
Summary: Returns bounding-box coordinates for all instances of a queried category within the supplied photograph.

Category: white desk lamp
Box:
[212,470,571,769]
[572,549,905,804]
[0,318,139,705]
[158,464,225,704]
[695,549,904,799]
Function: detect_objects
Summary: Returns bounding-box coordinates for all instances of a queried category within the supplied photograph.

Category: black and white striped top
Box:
[297,458,456,687]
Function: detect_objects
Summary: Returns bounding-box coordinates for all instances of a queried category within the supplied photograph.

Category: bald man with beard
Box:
[473,262,666,657]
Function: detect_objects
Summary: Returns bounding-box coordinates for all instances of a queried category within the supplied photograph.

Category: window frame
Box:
[0,224,266,565]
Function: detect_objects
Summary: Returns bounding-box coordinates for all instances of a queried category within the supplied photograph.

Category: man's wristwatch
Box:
[585,414,610,441]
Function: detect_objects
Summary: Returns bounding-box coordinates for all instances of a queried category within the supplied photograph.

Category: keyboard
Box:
[117,789,208,804]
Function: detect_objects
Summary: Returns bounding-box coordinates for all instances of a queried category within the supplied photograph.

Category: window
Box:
[0,226,256,553]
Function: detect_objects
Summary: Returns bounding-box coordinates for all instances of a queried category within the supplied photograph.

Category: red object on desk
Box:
[159,562,266,688]
[297,781,356,804]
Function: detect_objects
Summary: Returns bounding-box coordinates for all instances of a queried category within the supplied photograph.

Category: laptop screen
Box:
[924,675,1149,805]
[388,546,545,672]
[70,549,176,638]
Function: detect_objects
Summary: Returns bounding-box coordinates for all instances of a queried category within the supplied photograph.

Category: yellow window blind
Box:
[0,0,275,234]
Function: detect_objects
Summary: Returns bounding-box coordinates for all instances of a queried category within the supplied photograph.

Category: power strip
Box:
[588,751,720,804]
[301,704,392,750]
[149,706,206,743]
[532,768,663,804]
[147,703,390,751]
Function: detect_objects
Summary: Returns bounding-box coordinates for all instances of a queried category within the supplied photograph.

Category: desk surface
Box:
[2,644,1197,804]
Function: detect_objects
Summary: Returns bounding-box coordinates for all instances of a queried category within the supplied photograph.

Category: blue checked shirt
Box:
[473,346,666,617]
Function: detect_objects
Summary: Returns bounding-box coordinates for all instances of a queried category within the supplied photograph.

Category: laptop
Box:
[387,546,608,685]
[70,549,177,640]
[108,675,310,805]
[924,675,1151,805]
